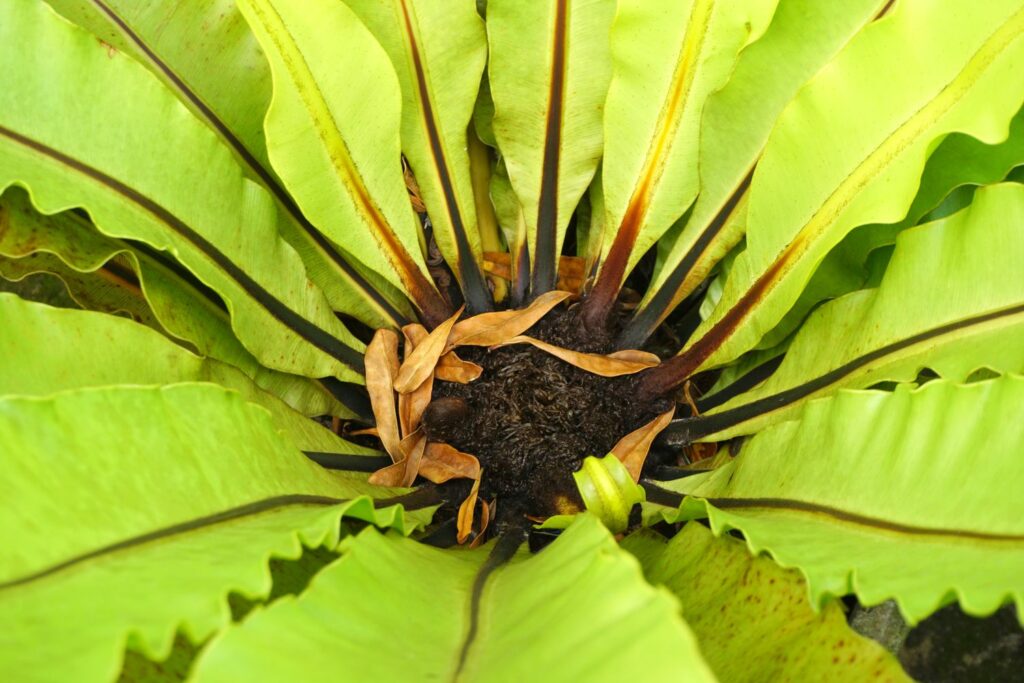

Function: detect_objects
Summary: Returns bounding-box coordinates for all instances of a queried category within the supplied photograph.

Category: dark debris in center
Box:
[426,302,672,521]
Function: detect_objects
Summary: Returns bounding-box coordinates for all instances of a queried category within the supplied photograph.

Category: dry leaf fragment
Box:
[483,252,587,294]
[457,475,482,544]
[365,329,403,463]
[398,432,427,487]
[469,498,492,549]
[367,460,406,487]
[402,157,427,213]
[493,336,661,377]
[399,324,434,436]
[419,442,481,484]
[394,307,463,394]
[367,432,427,487]
[348,426,380,438]
[611,408,676,481]
[435,351,483,384]
[608,349,662,365]
[448,290,571,348]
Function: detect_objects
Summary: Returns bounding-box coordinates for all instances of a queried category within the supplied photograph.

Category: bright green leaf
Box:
[488,0,615,293]
[0,189,346,417]
[0,294,368,453]
[0,0,365,381]
[0,384,428,683]
[592,0,777,306]
[237,0,449,325]
[686,0,1024,374]
[695,182,1024,440]
[625,524,909,682]
[345,0,492,311]
[191,516,716,683]
[627,0,885,346]
[655,377,1024,625]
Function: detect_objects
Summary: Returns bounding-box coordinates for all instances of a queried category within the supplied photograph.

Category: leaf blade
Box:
[237,0,449,325]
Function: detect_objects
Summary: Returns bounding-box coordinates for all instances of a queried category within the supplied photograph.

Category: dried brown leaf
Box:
[457,475,482,544]
[608,349,662,365]
[448,290,571,348]
[469,498,492,549]
[481,252,513,281]
[348,426,380,438]
[483,252,587,294]
[402,157,427,213]
[399,324,434,436]
[494,336,661,377]
[435,351,483,384]
[419,442,481,484]
[367,460,405,487]
[394,307,463,394]
[365,329,402,463]
[611,408,676,481]
[398,431,427,487]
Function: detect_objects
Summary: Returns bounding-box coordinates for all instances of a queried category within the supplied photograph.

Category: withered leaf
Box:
[469,498,492,549]
[399,324,434,436]
[365,329,402,463]
[483,252,587,294]
[367,460,405,488]
[367,431,427,488]
[494,336,660,377]
[398,431,427,487]
[394,307,463,394]
[457,475,482,544]
[402,157,427,213]
[448,290,571,348]
[611,408,676,481]
[419,442,481,484]
[435,350,483,384]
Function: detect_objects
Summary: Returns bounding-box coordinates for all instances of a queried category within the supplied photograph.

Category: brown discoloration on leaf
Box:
[394,306,463,394]
[402,157,427,213]
[493,336,660,377]
[365,329,403,463]
[483,252,586,294]
[457,475,482,544]
[448,290,571,347]
[435,350,483,383]
[611,408,676,481]
[419,442,481,484]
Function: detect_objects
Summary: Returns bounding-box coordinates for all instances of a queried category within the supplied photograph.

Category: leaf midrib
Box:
[681,5,1024,374]
[0,125,365,372]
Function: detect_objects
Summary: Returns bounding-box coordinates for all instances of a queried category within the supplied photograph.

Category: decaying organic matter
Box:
[429,302,671,520]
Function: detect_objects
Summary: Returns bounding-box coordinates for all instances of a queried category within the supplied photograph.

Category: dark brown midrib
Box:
[619,171,752,348]
[0,124,366,373]
[0,495,327,590]
[641,483,1024,543]
[454,526,527,678]
[397,0,492,314]
[665,301,1024,442]
[874,0,898,21]
[88,0,407,328]
[302,451,391,472]
[530,0,569,297]
[0,488,442,591]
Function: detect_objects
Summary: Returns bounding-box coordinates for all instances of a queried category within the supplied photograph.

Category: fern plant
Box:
[2,0,1023,680]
